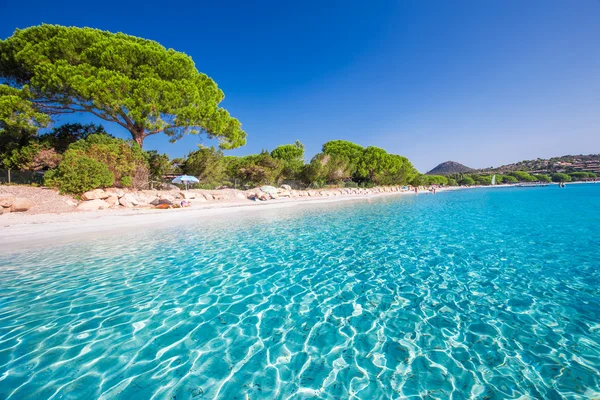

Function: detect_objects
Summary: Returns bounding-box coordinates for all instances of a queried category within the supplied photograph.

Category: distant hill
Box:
[479,154,600,175]
[427,161,475,175]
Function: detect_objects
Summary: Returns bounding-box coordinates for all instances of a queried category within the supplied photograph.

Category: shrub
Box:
[501,175,518,183]
[45,153,114,194]
[425,175,448,185]
[410,174,427,187]
[446,178,458,186]
[569,172,595,181]
[344,180,358,188]
[44,134,148,194]
[472,174,492,185]
[551,173,571,183]
[534,174,551,183]
[458,176,475,186]
[509,171,536,182]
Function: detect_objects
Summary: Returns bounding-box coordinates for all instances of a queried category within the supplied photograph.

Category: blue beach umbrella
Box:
[172,175,199,190]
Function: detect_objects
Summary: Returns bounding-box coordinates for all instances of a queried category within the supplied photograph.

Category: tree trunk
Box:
[131,126,146,147]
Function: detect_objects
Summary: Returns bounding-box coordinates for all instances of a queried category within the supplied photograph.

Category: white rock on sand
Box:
[0,194,16,208]
[77,199,109,211]
[81,189,109,201]
[11,198,34,212]
[119,194,139,208]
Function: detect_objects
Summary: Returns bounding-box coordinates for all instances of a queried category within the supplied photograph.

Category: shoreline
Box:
[2,182,585,252]
[1,189,424,251]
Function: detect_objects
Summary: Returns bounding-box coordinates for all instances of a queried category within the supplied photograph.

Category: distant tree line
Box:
[442,170,596,186]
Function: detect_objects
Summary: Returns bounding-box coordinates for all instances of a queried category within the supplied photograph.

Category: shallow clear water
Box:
[1,185,600,399]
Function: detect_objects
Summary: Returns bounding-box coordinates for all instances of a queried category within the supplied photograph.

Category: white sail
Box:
[491,174,496,185]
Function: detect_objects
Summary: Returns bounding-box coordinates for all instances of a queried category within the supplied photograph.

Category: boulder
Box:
[119,193,139,208]
[105,188,125,198]
[236,193,247,200]
[65,199,78,207]
[105,195,119,207]
[180,191,196,199]
[277,189,292,197]
[159,183,180,191]
[159,193,176,202]
[0,194,16,208]
[150,198,160,206]
[158,199,173,205]
[11,197,34,212]
[81,189,109,201]
[280,184,292,191]
[77,199,109,211]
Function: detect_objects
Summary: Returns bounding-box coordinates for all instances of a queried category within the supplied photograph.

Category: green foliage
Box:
[0,24,245,148]
[501,175,518,183]
[424,175,448,185]
[322,140,364,161]
[303,153,352,185]
[355,147,417,185]
[147,150,173,182]
[0,86,50,133]
[45,134,148,193]
[446,178,458,186]
[568,172,595,181]
[344,180,358,188]
[4,141,61,170]
[410,174,427,187]
[534,174,551,183]
[458,176,475,186]
[472,174,492,185]
[322,140,364,174]
[551,173,571,183]
[44,153,114,194]
[232,151,284,186]
[271,140,304,179]
[508,171,536,182]
[183,146,226,186]
[39,123,108,153]
[0,86,51,167]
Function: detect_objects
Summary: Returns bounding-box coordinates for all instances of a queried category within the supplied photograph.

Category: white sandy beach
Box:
[1,189,426,251]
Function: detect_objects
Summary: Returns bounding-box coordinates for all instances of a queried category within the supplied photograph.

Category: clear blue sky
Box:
[1,0,599,172]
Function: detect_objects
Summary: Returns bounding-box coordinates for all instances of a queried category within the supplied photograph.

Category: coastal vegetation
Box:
[0,24,245,148]
[1,24,598,195]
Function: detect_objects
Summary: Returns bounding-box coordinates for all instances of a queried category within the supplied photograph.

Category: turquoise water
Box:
[1,185,599,399]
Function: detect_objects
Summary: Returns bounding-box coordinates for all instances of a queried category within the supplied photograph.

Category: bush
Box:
[569,172,596,181]
[501,175,518,183]
[534,174,551,183]
[425,175,448,185]
[45,153,114,194]
[509,171,536,182]
[44,134,148,194]
[410,174,427,186]
[472,174,492,185]
[458,176,475,186]
[344,180,358,188]
[551,173,571,183]
[446,178,458,186]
